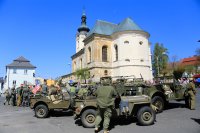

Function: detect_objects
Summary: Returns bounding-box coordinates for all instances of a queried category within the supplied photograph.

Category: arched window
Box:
[74,61,76,71]
[102,46,108,62]
[124,41,129,45]
[80,58,82,68]
[104,70,108,76]
[114,45,118,61]
[88,47,91,63]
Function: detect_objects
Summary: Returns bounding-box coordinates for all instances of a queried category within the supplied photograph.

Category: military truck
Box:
[74,77,156,127]
[30,89,73,118]
[114,76,187,112]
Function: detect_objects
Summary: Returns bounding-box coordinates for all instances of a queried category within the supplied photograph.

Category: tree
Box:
[173,65,185,80]
[152,43,169,76]
[75,68,90,83]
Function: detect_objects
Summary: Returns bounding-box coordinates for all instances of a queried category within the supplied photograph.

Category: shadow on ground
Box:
[191,118,200,125]
[164,102,186,111]
[50,110,73,117]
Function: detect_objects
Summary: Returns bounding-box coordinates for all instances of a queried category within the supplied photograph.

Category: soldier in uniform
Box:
[41,79,48,96]
[94,78,117,133]
[3,89,11,105]
[22,85,30,107]
[186,79,196,110]
[10,87,16,106]
[16,85,23,106]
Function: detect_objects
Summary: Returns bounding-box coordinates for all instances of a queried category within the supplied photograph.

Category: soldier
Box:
[186,79,196,110]
[94,78,117,133]
[69,83,76,97]
[16,85,23,106]
[22,85,30,107]
[10,87,16,106]
[41,79,48,96]
[3,89,11,105]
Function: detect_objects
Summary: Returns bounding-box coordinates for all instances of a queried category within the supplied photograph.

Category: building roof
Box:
[180,56,200,66]
[6,56,36,68]
[87,17,143,37]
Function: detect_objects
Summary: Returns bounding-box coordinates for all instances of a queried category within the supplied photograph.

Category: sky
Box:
[0,0,200,79]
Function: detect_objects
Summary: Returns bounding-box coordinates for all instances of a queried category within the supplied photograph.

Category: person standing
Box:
[3,89,11,105]
[10,87,16,106]
[41,79,48,96]
[186,79,196,110]
[22,85,30,107]
[94,78,117,133]
[16,85,23,106]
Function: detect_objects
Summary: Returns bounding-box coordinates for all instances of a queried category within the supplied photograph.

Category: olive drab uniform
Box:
[186,82,196,110]
[69,85,76,97]
[22,86,30,107]
[4,89,11,105]
[10,88,16,106]
[94,81,117,133]
[41,83,48,96]
[16,87,23,106]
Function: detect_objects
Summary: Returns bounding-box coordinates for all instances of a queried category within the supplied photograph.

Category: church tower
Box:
[76,10,90,53]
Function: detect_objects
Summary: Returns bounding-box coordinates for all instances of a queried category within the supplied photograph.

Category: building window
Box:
[13,69,17,74]
[80,58,82,69]
[124,41,129,45]
[102,46,108,62]
[114,45,118,61]
[74,61,76,71]
[24,69,28,74]
[139,41,143,45]
[104,70,108,76]
[13,80,16,85]
[33,73,35,77]
[88,47,91,63]
[24,81,27,85]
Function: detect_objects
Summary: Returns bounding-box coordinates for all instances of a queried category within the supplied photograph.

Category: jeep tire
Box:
[81,109,96,128]
[137,106,155,126]
[35,104,49,118]
[152,96,164,113]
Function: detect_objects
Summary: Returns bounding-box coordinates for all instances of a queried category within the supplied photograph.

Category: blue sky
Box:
[0,0,200,79]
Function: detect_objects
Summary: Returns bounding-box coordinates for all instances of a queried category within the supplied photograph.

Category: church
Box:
[71,11,153,82]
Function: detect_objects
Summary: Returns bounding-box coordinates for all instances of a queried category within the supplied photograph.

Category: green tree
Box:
[152,43,169,76]
[173,65,185,80]
[75,68,90,83]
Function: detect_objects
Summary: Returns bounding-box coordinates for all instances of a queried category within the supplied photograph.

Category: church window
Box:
[139,41,143,45]
[102,46,108,62]
[74,61,77,71]
[88,47,91,63]
[124,41,129,45]
[104,70,108,76]
[114,45,118,61]
[80,58,82,69]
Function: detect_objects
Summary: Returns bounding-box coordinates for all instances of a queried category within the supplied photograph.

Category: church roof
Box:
[87,17,143,37]
[6,56,36,68]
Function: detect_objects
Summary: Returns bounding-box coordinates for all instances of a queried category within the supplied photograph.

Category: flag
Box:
[32,85,40,94]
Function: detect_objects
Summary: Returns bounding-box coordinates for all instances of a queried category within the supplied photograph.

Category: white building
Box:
[71,12,153,82]
[3,56,36,91]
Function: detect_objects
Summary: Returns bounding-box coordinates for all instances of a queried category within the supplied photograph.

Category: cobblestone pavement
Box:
[0,89,200,133]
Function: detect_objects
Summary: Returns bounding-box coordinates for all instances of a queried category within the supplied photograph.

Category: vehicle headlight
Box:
[80,104,84,108]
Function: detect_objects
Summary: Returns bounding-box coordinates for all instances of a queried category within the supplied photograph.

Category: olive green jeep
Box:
[114,76,187,112]
[30,89,73,118]
[74,78,156,128]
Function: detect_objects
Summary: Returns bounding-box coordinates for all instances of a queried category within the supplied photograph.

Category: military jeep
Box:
[30,89,73,118]
[114,76,187,112]
[74,85,156,128]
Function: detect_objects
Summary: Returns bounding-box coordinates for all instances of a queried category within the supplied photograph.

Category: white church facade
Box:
[4,56,36,91]
[71,12,153,82]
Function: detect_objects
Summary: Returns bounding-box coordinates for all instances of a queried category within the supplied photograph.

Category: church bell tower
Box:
[76,10,90,53]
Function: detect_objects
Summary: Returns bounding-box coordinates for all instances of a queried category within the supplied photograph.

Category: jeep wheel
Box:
[152,96,164,113]
[35,104,49,118]
[137,106,155,126]
[81,109,96,128]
